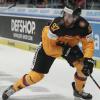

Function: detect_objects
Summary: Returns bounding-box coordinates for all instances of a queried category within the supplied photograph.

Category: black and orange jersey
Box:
[49,16,91,37]
[42,17,94,58]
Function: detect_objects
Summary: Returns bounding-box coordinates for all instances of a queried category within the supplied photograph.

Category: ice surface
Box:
[0,44,100,100]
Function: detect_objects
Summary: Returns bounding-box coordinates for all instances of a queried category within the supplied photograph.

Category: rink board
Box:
[0,37,37,52]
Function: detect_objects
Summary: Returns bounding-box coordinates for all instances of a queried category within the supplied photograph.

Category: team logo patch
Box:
[51,23,60,31]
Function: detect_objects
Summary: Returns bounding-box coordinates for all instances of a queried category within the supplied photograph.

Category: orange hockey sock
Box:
[13,71,44,91]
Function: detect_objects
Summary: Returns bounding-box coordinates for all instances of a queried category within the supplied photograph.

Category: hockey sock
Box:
[74,72,87,93]
[13,71,44,91]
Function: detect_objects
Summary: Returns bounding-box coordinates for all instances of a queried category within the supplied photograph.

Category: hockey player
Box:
[2,7,95,100]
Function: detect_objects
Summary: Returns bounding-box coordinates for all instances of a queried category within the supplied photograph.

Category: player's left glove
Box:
[82,58,95,76]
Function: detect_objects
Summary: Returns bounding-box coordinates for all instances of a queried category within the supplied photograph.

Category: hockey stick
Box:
[0,1,16,12]
[90,75,100,90]
[7,3,16,9]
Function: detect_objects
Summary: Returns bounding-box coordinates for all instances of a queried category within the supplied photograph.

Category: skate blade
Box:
[74,97,92,100]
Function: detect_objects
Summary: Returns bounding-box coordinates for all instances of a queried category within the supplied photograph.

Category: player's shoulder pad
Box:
[78,16,89,28]
[75,16,92,36]
[79,17,92,35]
[50,17,64,32]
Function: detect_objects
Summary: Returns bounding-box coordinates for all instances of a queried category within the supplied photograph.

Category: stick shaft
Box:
[90,75,100,90]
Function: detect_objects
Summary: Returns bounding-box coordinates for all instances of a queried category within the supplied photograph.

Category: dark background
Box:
[0,16,51,44]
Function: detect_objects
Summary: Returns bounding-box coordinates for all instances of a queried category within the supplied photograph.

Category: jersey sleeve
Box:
[47,17,63,40]
[81,34,94,58]
[49,17,61,34]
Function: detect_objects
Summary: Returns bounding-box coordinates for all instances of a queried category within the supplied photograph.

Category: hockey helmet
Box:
[73,8,82,16]
[63,6,82,16]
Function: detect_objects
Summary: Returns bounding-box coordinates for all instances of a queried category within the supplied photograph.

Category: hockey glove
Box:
[82,58,95,76]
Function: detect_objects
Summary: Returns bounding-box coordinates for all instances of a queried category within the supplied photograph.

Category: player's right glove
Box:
[82,58,95,76]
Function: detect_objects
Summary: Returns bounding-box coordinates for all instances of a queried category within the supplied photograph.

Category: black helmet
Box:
[63,6,82,16]
[63,6,73,14]
[72,8,82,16]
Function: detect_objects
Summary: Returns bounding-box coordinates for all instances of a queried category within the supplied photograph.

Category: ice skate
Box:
[2,85,15,100]
[72,82,92,100]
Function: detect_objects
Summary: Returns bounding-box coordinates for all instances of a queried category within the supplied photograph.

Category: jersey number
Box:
[51,23,60,31]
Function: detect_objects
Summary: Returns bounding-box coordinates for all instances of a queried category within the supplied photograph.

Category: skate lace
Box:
[5,88,15,96]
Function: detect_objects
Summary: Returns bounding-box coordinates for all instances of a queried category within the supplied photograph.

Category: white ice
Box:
[0,44,100,100]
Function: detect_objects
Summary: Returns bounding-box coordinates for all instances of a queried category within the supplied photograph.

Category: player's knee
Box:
[74,72,87,82]
[23,71,44,86]
[73,59,90,78]
[28,71,44,83]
